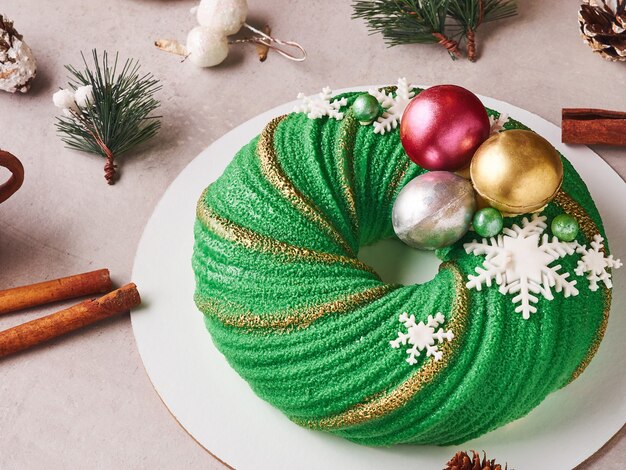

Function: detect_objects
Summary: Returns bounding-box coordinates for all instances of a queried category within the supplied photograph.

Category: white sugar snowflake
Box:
[390,312,454,365]
[464,214,579,319]
[489,112,509,135]
[294,86,348,120]
[368,77,416,135]
[575,234,622,291]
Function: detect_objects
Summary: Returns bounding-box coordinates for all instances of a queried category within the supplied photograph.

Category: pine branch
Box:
[352,0,462,59]
[448,0,517,61]
[54,50,162,184]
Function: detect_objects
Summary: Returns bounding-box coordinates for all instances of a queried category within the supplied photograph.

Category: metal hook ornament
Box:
[155,23,306,67]
[229,23,307,62]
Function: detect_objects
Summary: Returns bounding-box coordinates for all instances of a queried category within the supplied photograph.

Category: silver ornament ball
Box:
[392,171,476,250]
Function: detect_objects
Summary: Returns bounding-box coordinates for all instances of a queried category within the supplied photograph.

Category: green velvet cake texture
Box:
[192,88,612,446]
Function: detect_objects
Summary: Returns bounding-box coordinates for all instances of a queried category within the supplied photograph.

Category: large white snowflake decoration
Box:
[574,234,622,291]
[390,312,454,365]
[368,77,416,135]
[294,87,348,120]
[489,112,509,135]
[464,214,579,319]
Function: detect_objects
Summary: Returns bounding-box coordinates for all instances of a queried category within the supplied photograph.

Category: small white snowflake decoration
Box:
[294,86,348,120]
[368,77,416,135]
[464,214,579,319]
[489,112,509,135]
[390,312,454,365]
[574,234,622,291]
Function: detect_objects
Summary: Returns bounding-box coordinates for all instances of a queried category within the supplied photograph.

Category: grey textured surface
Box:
[0,0,624,468]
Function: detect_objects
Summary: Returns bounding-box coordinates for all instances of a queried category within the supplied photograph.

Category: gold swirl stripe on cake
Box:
[257,115,355,256]
[293,262,469,430]
[196,284,396,331]
[335,111,360,235]
[569,287,611,382]
[196,198,378,277]
[553,190,612,383]
[383,158,412,207]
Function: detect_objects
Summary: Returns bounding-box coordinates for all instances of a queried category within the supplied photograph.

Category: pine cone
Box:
[0,14,37,93]
[444,450,507,470]
[579,0,626,61]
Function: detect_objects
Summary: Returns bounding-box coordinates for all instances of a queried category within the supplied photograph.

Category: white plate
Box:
[131,87,626,470]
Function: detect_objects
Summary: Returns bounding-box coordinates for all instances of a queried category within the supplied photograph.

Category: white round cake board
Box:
[131,87,626,470]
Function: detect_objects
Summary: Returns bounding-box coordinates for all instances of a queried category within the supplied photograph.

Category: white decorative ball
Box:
[196,0,248,36]
[74,85,94,108]
[52,89,78,111]
[186,27,229,67]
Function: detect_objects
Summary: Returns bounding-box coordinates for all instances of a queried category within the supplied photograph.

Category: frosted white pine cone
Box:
[0,15,37,93]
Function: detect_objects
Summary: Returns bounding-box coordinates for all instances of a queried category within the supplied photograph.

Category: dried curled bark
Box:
[466,28,477,61]
[432,32,462,58]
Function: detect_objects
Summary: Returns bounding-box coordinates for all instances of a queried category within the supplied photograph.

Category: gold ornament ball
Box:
[470,130,563,215]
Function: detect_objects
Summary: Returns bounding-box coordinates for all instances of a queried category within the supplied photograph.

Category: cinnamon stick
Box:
[562,108,626,146]
[0,283,141,358]
[0,269,112,315]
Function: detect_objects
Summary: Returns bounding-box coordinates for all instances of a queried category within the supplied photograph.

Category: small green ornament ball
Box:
[473,207,504,238]
[352,94,380,124]
[551,214,579,241]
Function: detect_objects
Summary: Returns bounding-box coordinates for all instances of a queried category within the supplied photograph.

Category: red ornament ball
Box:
[400,85,490,171]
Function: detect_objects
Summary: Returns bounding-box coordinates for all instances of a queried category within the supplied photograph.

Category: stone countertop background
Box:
[0,0,624,468]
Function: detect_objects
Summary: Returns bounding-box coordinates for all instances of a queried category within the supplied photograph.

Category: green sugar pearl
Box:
[473,207,504,238]
[551,214,579,241]
[352,94,380,124]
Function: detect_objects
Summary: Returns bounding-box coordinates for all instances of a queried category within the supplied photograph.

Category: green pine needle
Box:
[55,50,162,163]
[352,0,516,60]
[448,0,517,29]
[352,0,459,47]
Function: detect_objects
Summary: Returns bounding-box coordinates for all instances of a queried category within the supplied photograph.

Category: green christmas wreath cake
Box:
[192,80,621,446]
